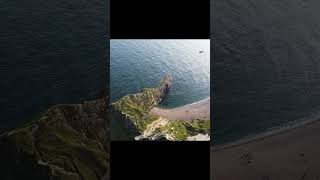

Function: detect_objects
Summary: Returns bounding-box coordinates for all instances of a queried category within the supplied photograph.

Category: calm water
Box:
[212,0,320,144]
[110,40,210,108]
[0,0,109,130]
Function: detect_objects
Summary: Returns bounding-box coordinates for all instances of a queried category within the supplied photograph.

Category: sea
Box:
[0,0,109,131]
[110,39,210,108]
[212,0,320,145]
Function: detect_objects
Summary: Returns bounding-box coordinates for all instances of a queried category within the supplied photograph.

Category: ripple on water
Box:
[110,39,210,108]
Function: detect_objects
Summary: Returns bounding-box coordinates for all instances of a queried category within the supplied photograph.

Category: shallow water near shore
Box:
[110,40,210,108]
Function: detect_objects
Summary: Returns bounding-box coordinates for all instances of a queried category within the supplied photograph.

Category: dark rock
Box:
[158,75,171,102]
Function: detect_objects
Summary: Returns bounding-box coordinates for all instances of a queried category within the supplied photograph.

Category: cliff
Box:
[111,75,210,141]
[0,97,109,180]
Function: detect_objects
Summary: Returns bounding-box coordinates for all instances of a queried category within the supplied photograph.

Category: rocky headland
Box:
[0,96,109,180]
[111,75,210,141]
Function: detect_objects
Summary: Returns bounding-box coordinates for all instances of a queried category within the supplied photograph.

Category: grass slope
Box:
[0,97,109,180]
[111,86,210,141]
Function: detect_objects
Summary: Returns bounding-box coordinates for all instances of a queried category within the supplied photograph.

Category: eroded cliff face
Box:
[111,76,210,141]
[0,97,109,180]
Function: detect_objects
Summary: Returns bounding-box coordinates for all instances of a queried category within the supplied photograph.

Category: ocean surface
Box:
[110,40,210,108]
[212,0,320,144]
[0,0,109,130]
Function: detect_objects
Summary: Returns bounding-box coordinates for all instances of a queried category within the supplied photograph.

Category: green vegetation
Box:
[160,121,188,141]
[159,120,210,141]
[0,97,109,180]
[189,119,210,134]
[111,76,210,141]
[112,88,161,133]
[111,87,210,141]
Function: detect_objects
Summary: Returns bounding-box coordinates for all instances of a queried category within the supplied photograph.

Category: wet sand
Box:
[151,98,210,121]
[211,112,320,180]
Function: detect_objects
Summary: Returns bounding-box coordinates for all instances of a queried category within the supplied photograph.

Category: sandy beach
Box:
[150,98,210,121]
[211,112,320,180]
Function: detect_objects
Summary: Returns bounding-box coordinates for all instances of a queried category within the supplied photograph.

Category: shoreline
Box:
[211,110,320,179]
[151,97,210,121]
[212,110,320,151]
[161,97,210,110]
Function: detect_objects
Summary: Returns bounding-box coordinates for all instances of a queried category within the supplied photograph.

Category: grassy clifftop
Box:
[111,76,210,141]
[139,118,210,141]
[0,97,109,180]
[112,88,161,133]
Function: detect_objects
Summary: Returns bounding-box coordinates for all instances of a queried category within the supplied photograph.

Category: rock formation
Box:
[111,75,210,141]
[159,75,171,101]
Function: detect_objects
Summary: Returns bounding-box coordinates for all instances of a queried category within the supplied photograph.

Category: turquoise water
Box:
[110,40,210,108]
